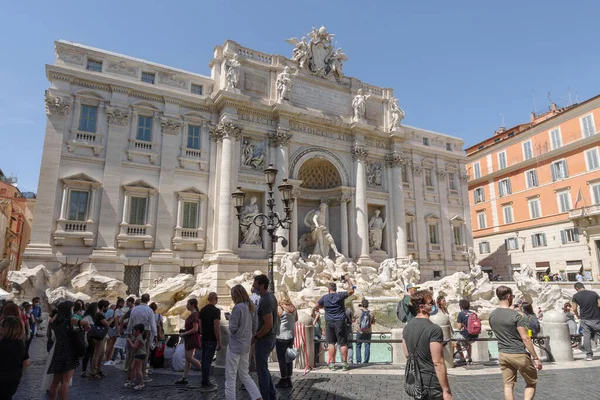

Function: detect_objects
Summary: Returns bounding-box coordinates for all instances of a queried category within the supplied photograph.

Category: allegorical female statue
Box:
[352,88,371,122]
[240,196,262,246]
[368,209,386,252]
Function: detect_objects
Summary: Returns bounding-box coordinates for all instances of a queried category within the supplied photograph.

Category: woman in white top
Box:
[225,285,261,400]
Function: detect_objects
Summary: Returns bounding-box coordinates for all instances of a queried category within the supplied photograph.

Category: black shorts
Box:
[326,320,348,346]
[134,354,146,360]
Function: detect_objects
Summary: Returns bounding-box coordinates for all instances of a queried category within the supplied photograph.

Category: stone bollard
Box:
[391,328,406,365]
[471,329,490,362]
[430,312,454,369]
[215,320,230,367]
[541,310,573,362]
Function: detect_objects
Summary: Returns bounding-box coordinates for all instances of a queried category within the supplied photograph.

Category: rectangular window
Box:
[401,164,408,183]
[528,198,541,219]
[474,187,484,203]
[525,169,538,188]
[557,190,572,213]
[428,224,439,244]
[78,105,98,133]
[124,266,141,296]
[478,241,490,254]
[502,205,514,224]
[498,178,512,197]
[498,151,507,170]
[452,226,462,246]
[551,160,569,181]
[406,221,414,242]
[477,212,486,229]
[191,84,203,95]
[433,271,442,278]
[585,148,600,171]
[531,233,547,248]
[182,202,199,229]
[523,141,533,160]
[592,183,600,205]
[473,162,481,179]
[505,237,519,250]
[425,169,434,187]
[581,114,596,138]
[128,197,147,225]
[86,59,102,72]
[423,137,430,146]
[549,128,562,150]
[68,191,89,221]
[136,115,153,142]
[446,142,452,151]
[141,72,155,84]
[448,172,458,191]
[187,125,201,150]
[560,228,579,244]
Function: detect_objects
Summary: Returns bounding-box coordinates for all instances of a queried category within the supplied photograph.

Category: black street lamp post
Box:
[231,163,294,292]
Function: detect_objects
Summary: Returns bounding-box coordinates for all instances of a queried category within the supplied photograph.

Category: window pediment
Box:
[61,173,101,189]
[123,180,157,195]
[425,213,440,223]
[177,187,206,201]
[449,215,465,226]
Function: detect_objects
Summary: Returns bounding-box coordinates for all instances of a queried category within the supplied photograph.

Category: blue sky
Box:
[2,0,600,193]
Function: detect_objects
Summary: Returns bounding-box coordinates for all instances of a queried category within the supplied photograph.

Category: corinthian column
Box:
[338,195,352,257]
[386,151,407,259]
[213,121,242,254]
[352,145,371,264]
[269,130,293,255]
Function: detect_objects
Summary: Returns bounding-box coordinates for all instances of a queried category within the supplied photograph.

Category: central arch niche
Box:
[298,158,342,189]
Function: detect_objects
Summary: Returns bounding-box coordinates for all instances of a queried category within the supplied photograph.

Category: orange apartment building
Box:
[466,96,600,281]
[0,170,35,287]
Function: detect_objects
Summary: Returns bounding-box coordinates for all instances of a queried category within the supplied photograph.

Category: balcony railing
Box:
[454,244,468,253]
[75,132,96,142]
[569,204,600,219]
[185,148,202,158]
[181,228,199,238]
[407,242,416,251]
[133,140,153,151]
[428,243,442,252]
[65,222,87,232]
[127,225,147,235]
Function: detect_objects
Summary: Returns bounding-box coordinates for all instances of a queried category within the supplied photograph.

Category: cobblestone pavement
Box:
[15,338,600,399]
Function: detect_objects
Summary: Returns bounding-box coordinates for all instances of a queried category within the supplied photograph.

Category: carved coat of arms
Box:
[286,26,347,79]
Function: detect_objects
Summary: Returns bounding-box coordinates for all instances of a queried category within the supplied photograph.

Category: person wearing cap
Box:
[402,284,419,323]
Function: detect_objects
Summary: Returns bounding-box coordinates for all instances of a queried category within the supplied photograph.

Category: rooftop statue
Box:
[286,26,347,79]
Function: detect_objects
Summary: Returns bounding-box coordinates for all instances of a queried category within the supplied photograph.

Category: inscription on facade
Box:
[244,73,268,96]
[290,122,352,142]
[290,82,351,115]
[238,112,277,127]
[365,137,391,150]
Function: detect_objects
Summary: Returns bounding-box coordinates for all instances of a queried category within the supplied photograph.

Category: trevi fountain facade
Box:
[8,27,531,328]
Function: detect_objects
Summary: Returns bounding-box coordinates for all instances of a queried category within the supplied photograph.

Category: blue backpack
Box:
[360,310,372,331]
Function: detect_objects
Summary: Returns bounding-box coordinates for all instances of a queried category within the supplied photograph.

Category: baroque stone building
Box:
[25,29,472,294]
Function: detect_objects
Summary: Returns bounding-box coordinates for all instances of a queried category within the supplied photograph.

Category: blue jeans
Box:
[255,335,277,400]
[356,333,371,363]
[201,341,218,385]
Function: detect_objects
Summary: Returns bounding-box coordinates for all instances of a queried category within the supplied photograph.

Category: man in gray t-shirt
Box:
[572,282,600,360]
[489,286,542,400]
[252,274,279,400]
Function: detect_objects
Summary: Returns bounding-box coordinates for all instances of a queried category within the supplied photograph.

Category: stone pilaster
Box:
[89,105,131,275]
[411,162,428,262]
[437,167,452,269]
[386,151,407,259]
[23,92,72,266]
[352,145,372,264]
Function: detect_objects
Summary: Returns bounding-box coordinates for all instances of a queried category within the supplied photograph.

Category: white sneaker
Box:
[104,361,115,366]
[585,356,593,361]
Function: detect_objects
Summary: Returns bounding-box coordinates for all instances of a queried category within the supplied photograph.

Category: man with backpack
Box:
[397,284,419,324]
[402,290,453,400]
[453,299,481,364]
[356,299,375,364]
[489,286,542,400]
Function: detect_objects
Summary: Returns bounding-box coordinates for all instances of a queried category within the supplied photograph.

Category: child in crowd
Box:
[125,324,146,390]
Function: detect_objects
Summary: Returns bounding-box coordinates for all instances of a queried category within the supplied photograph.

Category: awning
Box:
[564,264,582,273]
[535,267,549,272]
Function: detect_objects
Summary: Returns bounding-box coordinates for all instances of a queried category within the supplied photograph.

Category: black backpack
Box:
[404,330,427,399]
